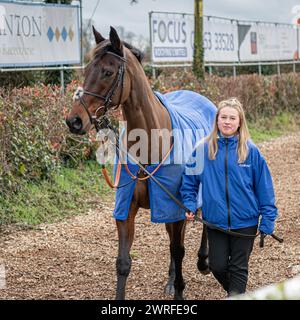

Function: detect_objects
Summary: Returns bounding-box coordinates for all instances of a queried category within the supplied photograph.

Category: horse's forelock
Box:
[91,40,143,64]
[92,40,110,59]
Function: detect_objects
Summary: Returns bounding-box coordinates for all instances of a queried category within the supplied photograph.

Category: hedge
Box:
[150,71,300,121]
[0,81,96,195]
[1,72,299,195]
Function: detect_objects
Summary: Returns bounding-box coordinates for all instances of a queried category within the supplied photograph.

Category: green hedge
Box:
[1,72,300,196]
[150,71,300,121]
[0,82,96,196]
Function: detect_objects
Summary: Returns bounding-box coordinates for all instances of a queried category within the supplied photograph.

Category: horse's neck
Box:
[122,61,172,163]
[123,77,170,132]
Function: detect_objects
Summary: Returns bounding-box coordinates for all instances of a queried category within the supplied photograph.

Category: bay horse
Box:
[66,26,213,300]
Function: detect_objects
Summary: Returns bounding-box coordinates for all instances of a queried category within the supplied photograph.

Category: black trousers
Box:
[207,225,257,296]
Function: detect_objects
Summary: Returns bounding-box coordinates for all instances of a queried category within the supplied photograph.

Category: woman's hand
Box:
[185,212,195,221]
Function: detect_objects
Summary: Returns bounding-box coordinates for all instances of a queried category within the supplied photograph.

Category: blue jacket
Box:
[180,135,278,234]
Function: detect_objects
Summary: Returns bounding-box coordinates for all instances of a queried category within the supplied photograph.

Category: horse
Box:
[66,26,216,300]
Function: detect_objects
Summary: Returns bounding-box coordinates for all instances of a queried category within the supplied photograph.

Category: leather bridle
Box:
[73,51,126,132]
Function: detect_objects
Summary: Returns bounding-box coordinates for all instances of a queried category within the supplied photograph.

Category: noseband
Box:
[73,51,126,132]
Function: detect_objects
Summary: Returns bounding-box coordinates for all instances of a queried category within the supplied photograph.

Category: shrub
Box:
[0,82,97,195]
[151,71,300,121]
[1,71,299,197]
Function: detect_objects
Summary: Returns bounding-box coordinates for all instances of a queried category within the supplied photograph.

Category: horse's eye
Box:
[104,70,113,77]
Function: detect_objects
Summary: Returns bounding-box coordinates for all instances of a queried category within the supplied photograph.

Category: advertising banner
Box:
[0,1,80,67]
[150,12,299,64]
[150,12,194,63]
[150,12,239,63]
[203,17,239,62]
[238,23,298,61]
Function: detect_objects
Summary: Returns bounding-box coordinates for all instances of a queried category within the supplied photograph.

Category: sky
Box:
[76,0,300,39]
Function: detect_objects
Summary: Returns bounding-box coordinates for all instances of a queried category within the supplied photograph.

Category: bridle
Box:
[73,51,126,132]
[72,50,133,189]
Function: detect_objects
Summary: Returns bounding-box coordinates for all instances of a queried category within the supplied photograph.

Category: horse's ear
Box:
[92,25,105,44]
[109,26,123,56]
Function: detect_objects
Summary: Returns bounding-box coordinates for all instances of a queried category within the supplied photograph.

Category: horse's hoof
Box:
[164,284,175,296]
[197,258,210,275]
[174,293,184,300]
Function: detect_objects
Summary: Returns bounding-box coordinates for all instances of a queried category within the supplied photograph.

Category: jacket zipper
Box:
[225,138,231,229]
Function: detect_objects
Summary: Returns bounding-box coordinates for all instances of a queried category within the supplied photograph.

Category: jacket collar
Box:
[217,132,239,145]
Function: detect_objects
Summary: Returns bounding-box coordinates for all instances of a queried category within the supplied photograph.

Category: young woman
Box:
[180,97,278,296]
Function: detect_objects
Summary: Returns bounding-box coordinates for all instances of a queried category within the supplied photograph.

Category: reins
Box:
[74,50,283,245]
[123,144,174,181]
[99,119,283,244]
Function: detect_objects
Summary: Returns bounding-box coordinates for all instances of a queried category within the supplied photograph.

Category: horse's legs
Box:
[165,220,186,300]
[197,224,210,275]
[164,224,175,296]
[115,204,138,300]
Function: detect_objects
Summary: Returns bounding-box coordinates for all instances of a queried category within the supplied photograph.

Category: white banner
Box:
[238,23,298,62]
[150,12,194,63]
[203,17,239,62]
[0,2,80,67]
[150,12,299,64]
[150,12,239,63]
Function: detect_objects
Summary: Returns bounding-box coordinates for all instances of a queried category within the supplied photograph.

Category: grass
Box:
[1,112,299,226]
[248,112,299,143]
[249,126,282,143]
[0,161,114,226]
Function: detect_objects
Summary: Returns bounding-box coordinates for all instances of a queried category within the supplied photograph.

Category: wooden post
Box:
[58,0,64,95]
[193,0,204,79]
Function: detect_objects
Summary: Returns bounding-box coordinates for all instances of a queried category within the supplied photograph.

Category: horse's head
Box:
[66,26,140,135]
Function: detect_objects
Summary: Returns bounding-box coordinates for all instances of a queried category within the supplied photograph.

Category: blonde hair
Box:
[207,98,250,163]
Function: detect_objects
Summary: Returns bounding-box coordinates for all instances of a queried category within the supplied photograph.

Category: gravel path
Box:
[0,132,299,300]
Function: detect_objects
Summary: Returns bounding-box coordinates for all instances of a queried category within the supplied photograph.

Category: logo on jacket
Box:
[239,164,251,168]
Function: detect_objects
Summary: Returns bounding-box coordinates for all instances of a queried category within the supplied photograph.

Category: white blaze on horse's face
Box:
[73,87,84,102]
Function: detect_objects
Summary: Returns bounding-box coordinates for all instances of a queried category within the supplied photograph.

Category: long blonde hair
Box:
[207,98,250,163]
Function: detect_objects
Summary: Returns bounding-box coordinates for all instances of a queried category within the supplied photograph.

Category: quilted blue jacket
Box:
[180,135,278,234]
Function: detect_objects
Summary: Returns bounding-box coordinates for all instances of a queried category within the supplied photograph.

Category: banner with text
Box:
[203,17,239,62]
[238,23,298,62]
[150,12,299,64]
[0,2,80,67]
[150,12,239,63]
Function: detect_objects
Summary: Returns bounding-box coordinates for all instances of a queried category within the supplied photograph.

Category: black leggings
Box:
[207,225,257,296]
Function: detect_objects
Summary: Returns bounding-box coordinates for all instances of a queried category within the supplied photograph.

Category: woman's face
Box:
[217,107,240,137]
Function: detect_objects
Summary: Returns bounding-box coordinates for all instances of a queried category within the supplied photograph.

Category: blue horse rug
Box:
[113,90,217,223]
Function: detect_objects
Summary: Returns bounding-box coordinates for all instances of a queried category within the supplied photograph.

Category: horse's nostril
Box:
[66,116,82,131]
[72,116,82,130]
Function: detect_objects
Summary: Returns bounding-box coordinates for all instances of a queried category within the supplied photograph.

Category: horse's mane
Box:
[92,40,144,64]
[123,41,144,64]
